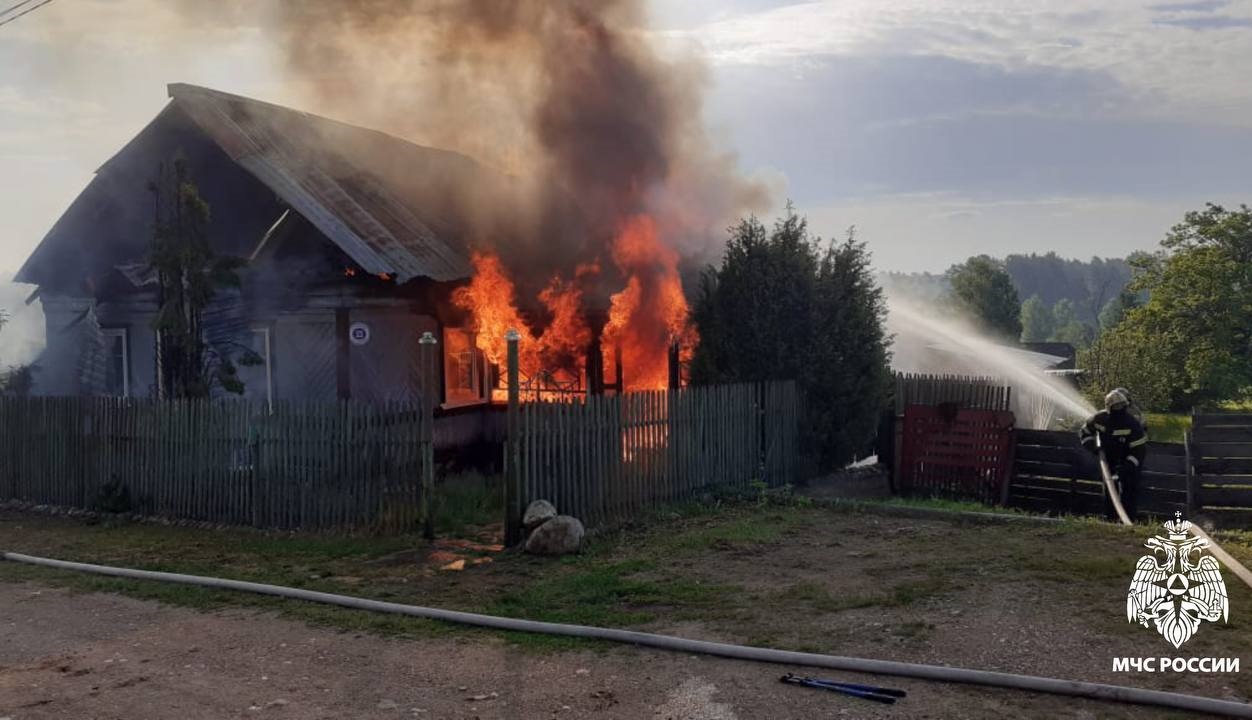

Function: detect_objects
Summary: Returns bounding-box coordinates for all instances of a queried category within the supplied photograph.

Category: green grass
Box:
[866,496,1024,514]
[432,471,502,535]
[1144,412,1190,443]
[771,575,948,614]
[5,495,1250,664]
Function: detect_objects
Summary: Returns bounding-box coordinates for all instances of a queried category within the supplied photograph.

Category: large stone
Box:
[522,499,558,531]
[524,515,585,556]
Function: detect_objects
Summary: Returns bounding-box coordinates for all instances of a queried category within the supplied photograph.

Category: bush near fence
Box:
[0,397,433,534]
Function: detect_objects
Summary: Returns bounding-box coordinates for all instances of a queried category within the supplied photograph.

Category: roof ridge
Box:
[165,83,483,169]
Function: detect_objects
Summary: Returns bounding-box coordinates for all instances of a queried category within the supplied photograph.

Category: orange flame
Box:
[454,216,696,400]
[452,252,538,369]
[537,275,591,368]
[602,215,696,391]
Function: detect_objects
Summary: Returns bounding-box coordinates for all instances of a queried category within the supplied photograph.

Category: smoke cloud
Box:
[174,0,770,308]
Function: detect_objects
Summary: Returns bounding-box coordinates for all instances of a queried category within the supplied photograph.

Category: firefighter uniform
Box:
[1079,404,1148,520]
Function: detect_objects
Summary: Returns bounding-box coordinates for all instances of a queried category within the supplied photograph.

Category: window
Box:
[101,328,129,397]
[443,328,485,406]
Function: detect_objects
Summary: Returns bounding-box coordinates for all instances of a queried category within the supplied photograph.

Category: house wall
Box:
[34,296,95,396]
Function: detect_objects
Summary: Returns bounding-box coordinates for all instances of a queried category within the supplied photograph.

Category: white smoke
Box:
[0,275,46,369]
[886,293,1095,429]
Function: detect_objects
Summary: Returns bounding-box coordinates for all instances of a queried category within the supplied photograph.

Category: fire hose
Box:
[1096,437,1252,594]
[4,552,1252,718]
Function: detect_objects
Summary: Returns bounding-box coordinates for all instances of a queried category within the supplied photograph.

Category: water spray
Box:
[886,296,1095,428]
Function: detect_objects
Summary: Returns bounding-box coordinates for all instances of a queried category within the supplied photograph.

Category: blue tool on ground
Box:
[780,673,907,704]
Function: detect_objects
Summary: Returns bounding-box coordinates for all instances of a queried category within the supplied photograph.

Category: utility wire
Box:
[0,0,36,18]
[0,0,53,28]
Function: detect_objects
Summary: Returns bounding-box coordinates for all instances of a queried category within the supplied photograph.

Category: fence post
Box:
[418,331,438,540]
[250,409,262,529]
[1185,419,1198,515]
[667,341,680,390]
[505,329,523,546]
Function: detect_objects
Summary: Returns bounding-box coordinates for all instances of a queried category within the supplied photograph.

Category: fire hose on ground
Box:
[3,552,1252,718]
[1096,440,1252,594]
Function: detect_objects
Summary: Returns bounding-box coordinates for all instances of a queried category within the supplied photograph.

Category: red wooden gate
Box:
[899,404,1016,505]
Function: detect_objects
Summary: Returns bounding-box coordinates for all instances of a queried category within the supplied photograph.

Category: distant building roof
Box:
[1021,342,1076,369]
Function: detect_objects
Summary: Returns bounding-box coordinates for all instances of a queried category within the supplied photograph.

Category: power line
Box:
[0,0,36,18]
[0,0,53,28]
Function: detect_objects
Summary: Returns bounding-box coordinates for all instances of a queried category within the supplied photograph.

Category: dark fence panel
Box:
[1190,412,1252,527]
[1007,428,1186,519]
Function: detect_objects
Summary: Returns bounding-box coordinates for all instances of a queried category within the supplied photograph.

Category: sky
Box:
[1,0,1251,276]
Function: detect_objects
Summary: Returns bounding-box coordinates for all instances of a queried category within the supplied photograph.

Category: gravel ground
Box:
[0,582,1237,719]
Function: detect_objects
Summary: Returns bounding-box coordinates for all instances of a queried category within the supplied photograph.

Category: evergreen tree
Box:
[692,207,890,471]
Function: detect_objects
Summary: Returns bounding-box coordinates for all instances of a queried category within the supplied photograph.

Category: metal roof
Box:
[167,83,474,283]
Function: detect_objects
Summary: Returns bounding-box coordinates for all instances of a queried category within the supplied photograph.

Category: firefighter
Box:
[1079,389,1148,521]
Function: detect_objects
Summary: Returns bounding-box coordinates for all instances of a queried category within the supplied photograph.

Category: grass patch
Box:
[771,575,949,614]
[861,496,1033,516]
[485,558,741,628]
[656,513,797,554]
[432,471,502,535]
[1144,412,1190,444]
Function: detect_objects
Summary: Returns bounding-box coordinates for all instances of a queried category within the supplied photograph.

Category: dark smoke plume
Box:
[175,0,769,307]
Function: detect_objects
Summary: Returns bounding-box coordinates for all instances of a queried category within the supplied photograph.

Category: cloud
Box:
[1154,15,1252,28]
[680,0,1252,127]
[1148,0,1230,11]
[704,54,1252,207]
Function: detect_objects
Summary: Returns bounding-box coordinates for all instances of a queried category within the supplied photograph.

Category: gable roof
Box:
[166,83,476,283]
[18,83,516,289]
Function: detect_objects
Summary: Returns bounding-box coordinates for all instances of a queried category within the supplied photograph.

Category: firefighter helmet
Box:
[1104,388,1130,410]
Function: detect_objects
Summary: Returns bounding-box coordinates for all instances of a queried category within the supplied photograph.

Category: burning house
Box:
[17,2,772,449]
[15,84,703,445]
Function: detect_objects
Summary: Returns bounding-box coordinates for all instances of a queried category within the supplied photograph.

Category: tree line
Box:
[917,205,1252,411]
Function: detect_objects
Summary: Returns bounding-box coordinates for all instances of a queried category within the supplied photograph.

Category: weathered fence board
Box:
[1008,428,1187,519]
[512,381,797,528]
[1197,485,1252,507]
[893,373,1011,414]
[1191,412,1252,522]
[1193,427,1252,443]
[0,397,432,534]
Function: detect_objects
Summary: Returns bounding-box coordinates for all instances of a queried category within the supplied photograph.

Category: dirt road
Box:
[0,582,1210,720]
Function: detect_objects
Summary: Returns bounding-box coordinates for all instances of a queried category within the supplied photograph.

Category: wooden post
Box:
[614,344,624,394]
[1185,420,1198,515]
[667,341,680,390]
[505,329,523,546]
[336,309,351,400]
[418,331,438,540]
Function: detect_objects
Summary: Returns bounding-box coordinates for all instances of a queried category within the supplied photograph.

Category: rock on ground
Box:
[522,499,558,531]
[524,514,584,555]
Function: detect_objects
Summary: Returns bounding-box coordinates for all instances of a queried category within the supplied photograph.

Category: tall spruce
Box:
[692,206,890,471]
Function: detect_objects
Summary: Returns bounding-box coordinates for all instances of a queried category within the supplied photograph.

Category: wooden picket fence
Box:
[0,397,433,533]
[509,381,800,530]
[893,373,1011,413]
